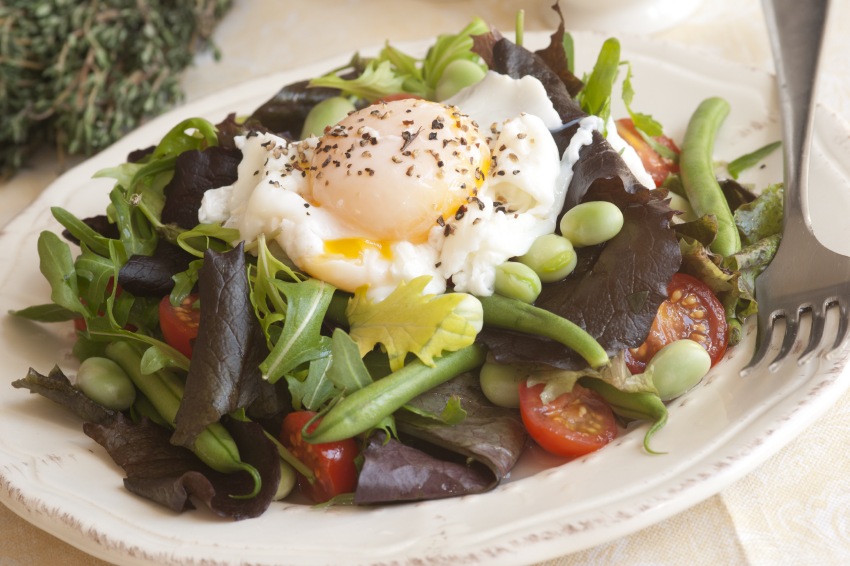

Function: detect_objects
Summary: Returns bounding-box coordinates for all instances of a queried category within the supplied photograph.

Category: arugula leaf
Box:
[286,356,339,412]
[75,242,115,313]
[37,231,91,318]
[86,327,190,370]
[249,234,300,348]
[309,60,406,102]
[171,259,204,305]
[51,207,111,257]
[109,186,158,257]
[421,18,488,89]
[72,333,109,362]
[9,303,82,323]
[563,32,575,74]
[126,296,160,332]
[140,344,186,375]
[176,223,240,258]
[150,117,219,162]
[401,395,467,425]
[728,141,782,179]
[326,329,373,393]
[581,38,620,121]
[260,278,335,384]
[621,62,664,137]
[346,276,479,372]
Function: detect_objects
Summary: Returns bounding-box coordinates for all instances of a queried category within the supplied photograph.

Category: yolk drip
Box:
[324,238,394,261]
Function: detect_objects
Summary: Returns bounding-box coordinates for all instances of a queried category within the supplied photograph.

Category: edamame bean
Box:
[300,97,357,140]
[479,362,523,408]
[517,234,577,283]
[435,59,486,101]
[668,193,698,222]
[680,97,740,257]
[75,357,136,411]
[494,261,542,303]
[646,339,711,401]
[559,201,624,247]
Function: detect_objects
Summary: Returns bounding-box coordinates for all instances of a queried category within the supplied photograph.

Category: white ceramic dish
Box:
[2,31,850,566]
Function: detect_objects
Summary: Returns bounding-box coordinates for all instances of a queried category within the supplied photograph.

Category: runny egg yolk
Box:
[309,99,490,260]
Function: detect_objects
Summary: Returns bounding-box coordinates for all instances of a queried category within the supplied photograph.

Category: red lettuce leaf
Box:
[248,79,345,137]
[491,38,585,158]
[61,215,119,248]
[533,4,584,97]
[160,146,241,230]
[127,146,155,163]
[117,239,197,297]
[395,372,527,479]
[215,113,271,149]
[12,366,117,426]
[355,373,527,503]
[470,24,504,69]
[172,245,269,448]
[354,434,492,504]
[84,414,280,520]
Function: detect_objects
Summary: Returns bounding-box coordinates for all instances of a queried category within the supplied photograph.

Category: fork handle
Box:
[762,0,830,231]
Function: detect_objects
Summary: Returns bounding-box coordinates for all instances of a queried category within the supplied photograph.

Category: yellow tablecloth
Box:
[3,0,850,564]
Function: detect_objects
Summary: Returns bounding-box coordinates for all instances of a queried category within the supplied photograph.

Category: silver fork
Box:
[739,0,850,377]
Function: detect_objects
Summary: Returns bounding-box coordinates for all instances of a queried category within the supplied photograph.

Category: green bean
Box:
[559,201,624,247]
[480,294,609,369]
[75,357,136,411]
[133,391,170,428]
[436,59,486,101]
[274,459,297,501]
[300,97,357,140]
[479,361,523,408]
[517,234,577,283]
[105,341,262,499]
[647,339,711,401]
[301,344,487,444]
[680,97,740,257]
[494,261,542,304]
[578,377,667,455]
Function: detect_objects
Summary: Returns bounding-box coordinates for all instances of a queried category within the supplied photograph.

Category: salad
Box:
[9,9,785,520]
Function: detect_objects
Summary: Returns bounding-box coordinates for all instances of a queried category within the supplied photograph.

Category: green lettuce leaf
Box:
[734,183,784,246]
[326,328,373,393]
[346,276,479,372]
[309,60,406,102]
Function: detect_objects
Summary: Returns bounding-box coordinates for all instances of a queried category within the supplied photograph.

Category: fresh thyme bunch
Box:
[0,0,231,180]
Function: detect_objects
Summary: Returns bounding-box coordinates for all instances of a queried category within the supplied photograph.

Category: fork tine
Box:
[826,300,850,360]
[798,303,826,366]
[740,309,778,377]
[769,308,801,372]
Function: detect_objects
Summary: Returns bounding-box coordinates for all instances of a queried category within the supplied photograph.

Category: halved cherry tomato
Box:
[519,382,617,458]
[615,118,680,187]
[281,411,359,503]
[625,273,728,374]
[158,293,200,359]
[369,93,425,105]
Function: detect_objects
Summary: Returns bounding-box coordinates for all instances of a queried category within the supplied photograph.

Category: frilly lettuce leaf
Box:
[524,351,656,403]
[734,183,784,246]
[309,60,406,102]
[346,276,479,372]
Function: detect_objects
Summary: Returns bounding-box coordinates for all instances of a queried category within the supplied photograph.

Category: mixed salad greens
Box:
[10,8,786,519]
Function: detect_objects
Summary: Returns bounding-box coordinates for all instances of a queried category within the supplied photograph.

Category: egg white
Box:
[199,74,654,300]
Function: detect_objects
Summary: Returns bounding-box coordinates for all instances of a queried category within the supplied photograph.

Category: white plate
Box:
[2,31,850,566]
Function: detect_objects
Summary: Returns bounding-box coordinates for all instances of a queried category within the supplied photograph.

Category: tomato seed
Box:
[670,289,683,303]
[681,294,698,307]
[691,309,705,319]
[689,332,707,342]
